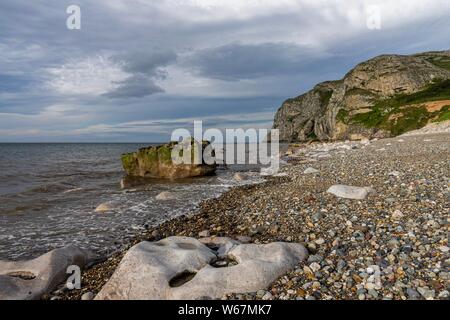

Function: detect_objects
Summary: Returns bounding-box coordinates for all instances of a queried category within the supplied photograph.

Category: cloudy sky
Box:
[1,0,449,142]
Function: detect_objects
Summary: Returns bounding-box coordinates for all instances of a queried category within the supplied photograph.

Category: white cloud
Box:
[45,55,129,95]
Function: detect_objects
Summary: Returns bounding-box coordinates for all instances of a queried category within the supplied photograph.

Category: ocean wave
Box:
[62,187,84,194]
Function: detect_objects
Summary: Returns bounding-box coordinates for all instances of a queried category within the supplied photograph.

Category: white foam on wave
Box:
[62,187,83,194]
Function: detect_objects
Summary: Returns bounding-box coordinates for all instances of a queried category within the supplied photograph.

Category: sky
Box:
[1,0,450,142]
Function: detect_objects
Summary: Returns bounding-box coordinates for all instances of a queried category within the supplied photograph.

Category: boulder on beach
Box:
[327,185,375,200]
[95,236,308,300]
[155,191,176,201]
[121,139,216,180]
[0,245,97,300]
[95,202,114,213]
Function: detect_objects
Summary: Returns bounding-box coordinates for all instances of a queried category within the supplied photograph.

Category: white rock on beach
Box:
[95,202,114,212]
[95,236,308,300]
[0,246,96,300]
[274,172,288,177]
[155,191,176,201]
[81,292,95,300]
[233,173,247,181]
[198,230,210,238]
[260,167,277,176]
[304,167,320,174]
[392,210,404,220]
[388,171,401,177]
[327,185,375,200]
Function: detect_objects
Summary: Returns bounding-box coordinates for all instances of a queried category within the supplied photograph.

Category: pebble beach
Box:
[57,132,449,301]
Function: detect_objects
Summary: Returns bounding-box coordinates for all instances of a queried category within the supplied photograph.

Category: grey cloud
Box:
[113,50,177,77]
[101,49,178,99]
[103,74,164,99]
[185,42,321,81]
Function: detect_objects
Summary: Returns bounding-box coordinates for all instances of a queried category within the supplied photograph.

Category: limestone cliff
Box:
[274,51,450,142]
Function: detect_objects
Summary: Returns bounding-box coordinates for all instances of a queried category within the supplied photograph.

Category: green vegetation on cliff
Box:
[346,79,450,135]
[319,90,333,106]
[434,105,450,122]
[421,55,450,71]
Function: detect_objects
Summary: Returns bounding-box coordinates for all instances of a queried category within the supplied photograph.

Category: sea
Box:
[0,143,272,260]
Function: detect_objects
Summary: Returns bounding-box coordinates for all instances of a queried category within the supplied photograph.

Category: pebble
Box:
[262,292,273,300]
[307,254,324,263]
[81,292,94,300]
[304,167,320,174]
[315,238,325,245]
[309,262,321,272]
[392,210,404,220]
[406,288,420,300]
[417,287,435,300]
[198,230,210,238]
[256,290,266,298]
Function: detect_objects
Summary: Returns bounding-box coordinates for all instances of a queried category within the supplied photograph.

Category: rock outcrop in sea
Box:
[274,50,450,142]
[121,139,216,179]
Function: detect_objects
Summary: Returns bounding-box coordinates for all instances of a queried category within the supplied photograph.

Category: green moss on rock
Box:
[121,140,216,179]
[121,153,138,174]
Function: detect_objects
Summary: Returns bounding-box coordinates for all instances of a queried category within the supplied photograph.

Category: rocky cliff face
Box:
[274,51,450,142]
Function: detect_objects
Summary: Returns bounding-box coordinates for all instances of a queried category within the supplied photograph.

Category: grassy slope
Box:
[347,79,450,135]
[421,55,450,71]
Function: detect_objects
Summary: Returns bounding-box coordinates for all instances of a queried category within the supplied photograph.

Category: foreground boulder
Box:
[95,236,308,300]
[0,246,96,300]
[327,185,375,200]
[121,140,216,180]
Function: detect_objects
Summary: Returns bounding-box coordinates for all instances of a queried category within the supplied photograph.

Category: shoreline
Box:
[55,177,285,300]
[56,132,449,300]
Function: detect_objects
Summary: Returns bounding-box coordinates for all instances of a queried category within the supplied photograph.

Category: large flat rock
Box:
[0,245,96,300]
[327,184,375,200]
[96,236,308,300]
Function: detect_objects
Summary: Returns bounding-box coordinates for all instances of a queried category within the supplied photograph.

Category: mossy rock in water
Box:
[121,140,216,179]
